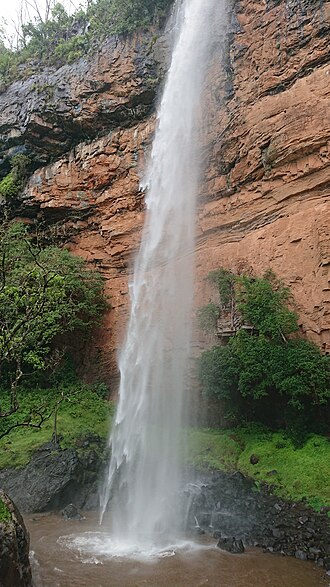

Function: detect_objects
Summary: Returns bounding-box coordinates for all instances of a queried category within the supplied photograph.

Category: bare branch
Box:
[0,410,51,440]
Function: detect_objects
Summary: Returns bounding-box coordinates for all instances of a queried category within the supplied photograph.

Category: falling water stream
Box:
[99,0,223,553]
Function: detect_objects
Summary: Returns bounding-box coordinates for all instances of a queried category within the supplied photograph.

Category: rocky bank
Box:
[0,444,329,570]
[0,437,105,513]
[0,0,329,381]
[0,491,32,587]
[184,470,330,569]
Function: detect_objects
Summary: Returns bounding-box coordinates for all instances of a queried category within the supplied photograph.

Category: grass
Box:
[0,386,114,469]
[187,428,241,471]
[187,425,330,511]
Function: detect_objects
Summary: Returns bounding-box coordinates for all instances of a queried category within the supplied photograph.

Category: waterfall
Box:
[100,0,223,550]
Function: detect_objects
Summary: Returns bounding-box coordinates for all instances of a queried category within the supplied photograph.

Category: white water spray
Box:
[100,0,223,550]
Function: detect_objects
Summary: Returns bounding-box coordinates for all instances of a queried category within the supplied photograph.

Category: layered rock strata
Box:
[197,0,330,352]
[0,0,329,378]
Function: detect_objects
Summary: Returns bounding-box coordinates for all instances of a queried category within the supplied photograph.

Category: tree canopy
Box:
[0,222,106,420]
[198,269,330,433]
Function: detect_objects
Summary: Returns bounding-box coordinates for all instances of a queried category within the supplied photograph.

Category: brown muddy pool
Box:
[25,513,328,587]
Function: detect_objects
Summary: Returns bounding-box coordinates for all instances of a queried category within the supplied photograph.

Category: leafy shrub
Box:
[208,268,236,308]
[0,173,18,198]
[0,222,107,425]
[0,154,31,199]
[0,0,175,87]
[197,302,219,332]
[198,269,330,429]
[236,270,298,340]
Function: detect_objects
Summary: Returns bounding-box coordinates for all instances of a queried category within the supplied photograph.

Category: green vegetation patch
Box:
[187,426,330,510]
[0,222,107,430]
[0,497,11,522]
[187,428,241,471]
[198,269,330,432]
[0,0,174,87]
[0,385,114,469]
[0,155,31,199]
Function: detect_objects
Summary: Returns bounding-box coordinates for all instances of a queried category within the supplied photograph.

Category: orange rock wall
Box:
[18,0,330,382]
[197,0,330,351]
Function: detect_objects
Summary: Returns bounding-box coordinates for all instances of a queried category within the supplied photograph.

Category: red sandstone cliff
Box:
[0,0,329,382]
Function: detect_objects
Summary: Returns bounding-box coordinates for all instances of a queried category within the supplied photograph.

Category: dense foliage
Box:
[198,270,330,435]
[0,222,106,429]
[0,155,31,199]
[236,270,298,341]
[0,0,174,87]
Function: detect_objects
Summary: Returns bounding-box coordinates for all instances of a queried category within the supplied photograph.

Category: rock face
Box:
[216,536,245,554]
[0,438,104,513]
[196,0,330,353]
[0,31,164,172]
[0,0,329,378]
[0,491,32,587]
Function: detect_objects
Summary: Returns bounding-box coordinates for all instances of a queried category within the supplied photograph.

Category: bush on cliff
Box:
[198,270,330,435]
[0,222,107,437]
[0,0,174,86]
[0,497,10,522]
[0,155,31,200]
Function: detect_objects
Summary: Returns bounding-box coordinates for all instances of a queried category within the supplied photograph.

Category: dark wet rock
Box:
[249,454,259,465]
[61,503,85,521]
[0,442,105,513]
[0,32,165,175]
[183,470,330,566]
[272,527,283,538]
[193,526,205,535]
[0,490,32,587]
[217,537,245,554]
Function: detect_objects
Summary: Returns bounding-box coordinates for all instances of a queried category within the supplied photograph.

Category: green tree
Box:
[198,269,330,429]
[236,270,298,341]
[0,222,106,419]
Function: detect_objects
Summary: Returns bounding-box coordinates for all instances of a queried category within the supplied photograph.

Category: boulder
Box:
[216,537,245,554]
[0,442,103,512]
[61,503,85,521]
[0,490,32,587]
